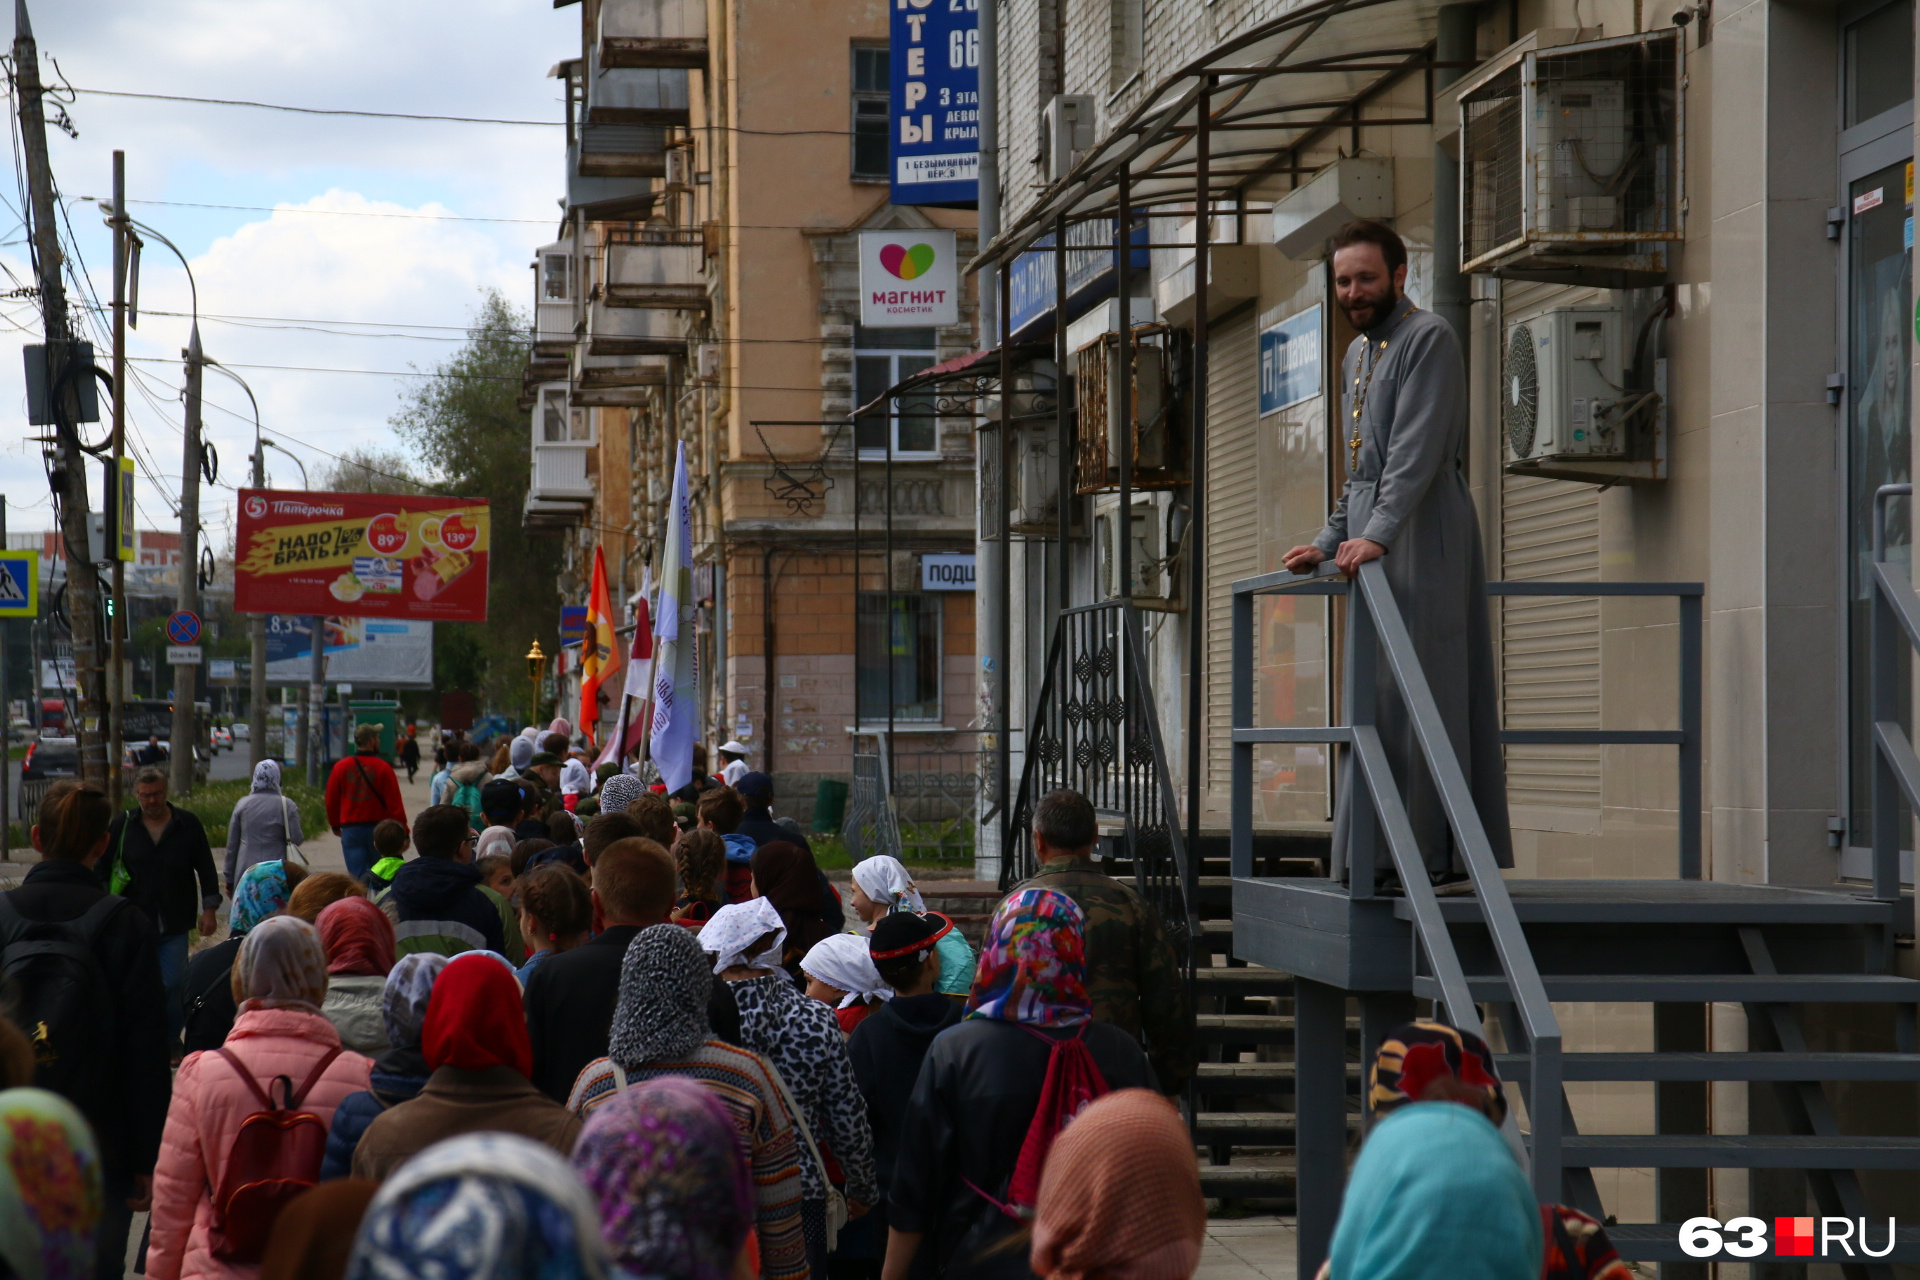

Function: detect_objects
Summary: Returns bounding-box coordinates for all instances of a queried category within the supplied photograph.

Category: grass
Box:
[159,779,330,848]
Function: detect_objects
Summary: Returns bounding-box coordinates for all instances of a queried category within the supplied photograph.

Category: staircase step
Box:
[1414,973,1920,1003]
[1605,1223,1920,1264]
[1561,1134,1920,1170]
[1498,1051,1920,1082]
[1193,1061,1356,1093]
[1192,1111,1361,1142]
[1196,1161,1297,1199]
[1193,965,1293,995]
[1194,1013,1361,1044]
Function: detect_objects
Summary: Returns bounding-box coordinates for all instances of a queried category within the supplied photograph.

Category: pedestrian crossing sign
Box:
[0,550,39,617]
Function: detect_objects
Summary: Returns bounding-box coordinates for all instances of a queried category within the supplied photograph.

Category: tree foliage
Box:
[392,291,559,715]
[320,448,425,495]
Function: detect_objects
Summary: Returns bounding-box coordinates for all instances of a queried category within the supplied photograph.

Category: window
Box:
[854,325,939,456]
[540,387,589,442]
[541,252,571,302]
[857,592,942,722]
[852,45,890,181]
[1846,0,1913,127]
[1109,0,1143,91]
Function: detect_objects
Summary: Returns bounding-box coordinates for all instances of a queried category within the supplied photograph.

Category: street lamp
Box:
[526,640,547,727]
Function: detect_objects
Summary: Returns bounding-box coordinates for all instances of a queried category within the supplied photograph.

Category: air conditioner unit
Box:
[1459,29,1682,284]
[1041,95,1096,184]
[1503,306,1631,461]
[1093,491,1182,610]
[1071,322,1188,492]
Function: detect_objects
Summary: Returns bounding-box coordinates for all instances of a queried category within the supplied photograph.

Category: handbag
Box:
[279,794,308,871]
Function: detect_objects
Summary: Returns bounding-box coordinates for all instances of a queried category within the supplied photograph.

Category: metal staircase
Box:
[1228,559,1920,1277]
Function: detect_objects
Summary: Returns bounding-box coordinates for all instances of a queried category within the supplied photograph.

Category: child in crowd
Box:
[473,853,526,965]
[542,810,588,875]
[673,827,727,925]
[628,792,681,851]
[698,786,755,903]
[800,932,892,1034]
[366,818,411,897]
[517,864,594,982]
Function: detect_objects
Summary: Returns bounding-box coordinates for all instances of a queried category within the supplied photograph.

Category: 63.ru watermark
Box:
[1680,1217,1898,1259]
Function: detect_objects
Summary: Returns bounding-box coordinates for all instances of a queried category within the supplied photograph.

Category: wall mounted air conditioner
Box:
[1458,29,1683,285]
[1270,157,1394,260]
[1041,95,1097,184]
[1503,305,1632,461]
[1093,491,1182,610]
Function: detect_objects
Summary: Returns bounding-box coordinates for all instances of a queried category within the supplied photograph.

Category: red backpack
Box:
[971,1025,1110,1219]
[208,1045,343,1263]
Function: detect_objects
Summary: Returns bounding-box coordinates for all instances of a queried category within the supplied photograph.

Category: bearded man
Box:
[1281,219,1510,893]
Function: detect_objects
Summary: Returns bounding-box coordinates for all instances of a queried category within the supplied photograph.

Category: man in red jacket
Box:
[327,722,407,883]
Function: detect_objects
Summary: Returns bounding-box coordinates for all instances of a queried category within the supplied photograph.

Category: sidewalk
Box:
[1200,1218,1298,1280]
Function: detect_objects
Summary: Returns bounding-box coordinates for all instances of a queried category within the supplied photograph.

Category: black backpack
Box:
[0,892,123,1104]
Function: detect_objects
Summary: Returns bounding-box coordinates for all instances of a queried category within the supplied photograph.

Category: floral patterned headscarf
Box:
[965,888,1092,1028]
[570,1075,754,1280]
[0,1088,102,1280]
[229,858,292,935]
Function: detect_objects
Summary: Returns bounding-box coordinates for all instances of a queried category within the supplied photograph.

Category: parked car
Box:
[210,726,233,752]
[232,721,250,741]
[20,736,78,781]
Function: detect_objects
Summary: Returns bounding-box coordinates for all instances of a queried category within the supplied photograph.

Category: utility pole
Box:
[15,0,108,788]
[108,152,128,807]
[249,442,267,773]
[168,326,203,797]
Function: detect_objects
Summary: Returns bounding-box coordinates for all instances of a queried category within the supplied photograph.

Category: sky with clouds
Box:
[1,0,578,551]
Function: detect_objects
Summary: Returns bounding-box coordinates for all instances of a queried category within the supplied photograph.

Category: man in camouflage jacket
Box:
[1008,788,1193,1093]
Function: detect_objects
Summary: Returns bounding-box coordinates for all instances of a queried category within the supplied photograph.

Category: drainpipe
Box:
[1431,4,1477,355]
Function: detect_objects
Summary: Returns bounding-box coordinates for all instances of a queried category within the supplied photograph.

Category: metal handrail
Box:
[1868,482,1914,903]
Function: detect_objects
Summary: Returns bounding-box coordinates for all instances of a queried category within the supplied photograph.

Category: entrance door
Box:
[1839,0,1914,876]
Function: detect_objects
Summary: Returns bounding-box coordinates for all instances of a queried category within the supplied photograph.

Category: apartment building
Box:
[522,0,981,817]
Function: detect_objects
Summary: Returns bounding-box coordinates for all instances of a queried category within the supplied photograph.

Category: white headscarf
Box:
[476,827,517,862]
[801,932,893,1008]
[250,759,282,794]
[852,855,926,913]
[560,759,591,797]
[700,899,787,975]
[233,915,328,1013]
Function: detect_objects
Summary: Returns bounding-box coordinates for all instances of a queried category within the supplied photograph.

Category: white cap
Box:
[718,740,751,756]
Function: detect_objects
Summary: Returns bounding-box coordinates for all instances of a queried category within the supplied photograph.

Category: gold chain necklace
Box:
[1348,335,1389,473]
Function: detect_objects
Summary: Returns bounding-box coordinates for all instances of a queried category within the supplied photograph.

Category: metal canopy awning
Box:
[975,0,1453,267]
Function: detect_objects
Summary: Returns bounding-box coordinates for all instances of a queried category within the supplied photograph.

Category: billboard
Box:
[860,228,960,328]
[234,489,489,622]
[889,0,978,207]
[263,614,434,687]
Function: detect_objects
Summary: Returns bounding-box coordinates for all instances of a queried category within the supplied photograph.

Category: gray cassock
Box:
[1312,294,1512,877]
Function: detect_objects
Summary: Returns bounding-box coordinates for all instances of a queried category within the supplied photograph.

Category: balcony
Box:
[573,353,671,407]
[588,290,685,358]
[603,233,707,311]
[586,42,690,126]
[598,0,707,69]
[529,382,596,504]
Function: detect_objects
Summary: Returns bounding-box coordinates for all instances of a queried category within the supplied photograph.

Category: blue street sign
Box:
[890,0,979,208]
[166,610,202,647]
[560,605,588,641]
[1259,304,1324,416]
[0,550,38,617]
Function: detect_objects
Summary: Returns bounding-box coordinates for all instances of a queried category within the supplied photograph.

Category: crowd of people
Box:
[0,718,1631,1280]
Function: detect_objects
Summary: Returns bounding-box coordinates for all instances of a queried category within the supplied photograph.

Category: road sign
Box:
[166,645,203,666]
[166,610,202,646]
[0,551,38,617]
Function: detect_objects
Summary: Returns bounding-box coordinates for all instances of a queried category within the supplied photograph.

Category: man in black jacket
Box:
[5,783,171,1280]
[108,765,220,1045]
[732,771,812,853]
[386,804,506,957]
[524,833,739,1101]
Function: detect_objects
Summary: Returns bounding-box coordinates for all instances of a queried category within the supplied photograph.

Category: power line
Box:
[132,355,847,392]
[69,87,561,128]
[75,195,553,226]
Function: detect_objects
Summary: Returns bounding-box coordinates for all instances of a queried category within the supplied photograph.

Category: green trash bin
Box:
[813,778,849,832]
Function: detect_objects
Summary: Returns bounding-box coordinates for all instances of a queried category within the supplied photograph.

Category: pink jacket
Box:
[148,1007,373,1280]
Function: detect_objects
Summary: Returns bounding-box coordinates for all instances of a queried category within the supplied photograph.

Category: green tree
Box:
[393,291,561,715]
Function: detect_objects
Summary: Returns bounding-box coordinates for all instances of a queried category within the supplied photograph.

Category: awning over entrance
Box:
[975,0,1454,266]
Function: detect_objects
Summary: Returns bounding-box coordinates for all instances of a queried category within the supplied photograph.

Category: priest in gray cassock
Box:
[1282,219,1510,893]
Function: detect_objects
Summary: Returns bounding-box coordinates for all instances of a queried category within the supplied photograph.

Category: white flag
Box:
[649,443,698,793]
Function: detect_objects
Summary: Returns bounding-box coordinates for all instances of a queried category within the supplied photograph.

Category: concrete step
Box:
[1415,972,1920,1004]
[1562,1134,1920,1169]
[1191,1111,1361,1142]
[1196,1161,1298,1201]
[1193,965,1293,996]
[1498,1051,1920,1082]
[1194,1013,1362,1045]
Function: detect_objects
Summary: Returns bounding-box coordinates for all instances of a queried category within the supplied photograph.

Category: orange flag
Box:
[579,545,621,746]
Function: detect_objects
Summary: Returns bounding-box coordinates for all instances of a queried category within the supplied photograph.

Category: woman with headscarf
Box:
[569,923,810,1280]
[321,954,448,1180]
[801,931,892,1033]
[0,1087,103,1280]
[751,841,837,977]
[149,916,374,1280]
[850,856,976,999]
[182,858,309,1055]
[344,1133,610,1280]
[315,897,397,1056]
[571,1076,756,1280]
[1029,1090,1206,1280]
[223,760,305,896]
[597,771,645,817]
[885,889,1155,1280]
[1356,1022,1631,1280]
[559,757,592,811]
[708,906,879,1277]
[349,951,578,1181]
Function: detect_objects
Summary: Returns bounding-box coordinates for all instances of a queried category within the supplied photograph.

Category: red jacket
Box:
[325,751,406,829]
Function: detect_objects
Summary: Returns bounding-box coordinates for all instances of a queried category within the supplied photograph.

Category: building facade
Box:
[523,0,982,821]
